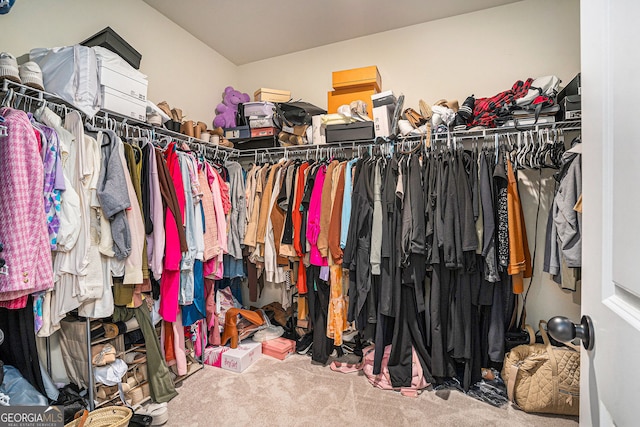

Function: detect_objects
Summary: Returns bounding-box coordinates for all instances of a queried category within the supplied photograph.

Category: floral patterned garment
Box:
[30,117,63,249]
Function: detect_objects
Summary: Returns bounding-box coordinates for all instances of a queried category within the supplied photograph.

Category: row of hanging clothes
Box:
[0,120,6,280]
[0,87,243,401]
[239,126,576,391]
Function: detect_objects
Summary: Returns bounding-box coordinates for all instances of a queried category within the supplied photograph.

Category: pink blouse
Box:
[307,164,328,267]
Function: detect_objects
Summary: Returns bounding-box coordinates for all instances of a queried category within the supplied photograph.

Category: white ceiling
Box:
[144,0,522,65]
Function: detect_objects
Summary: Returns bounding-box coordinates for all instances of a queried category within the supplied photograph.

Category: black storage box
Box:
[371,91,397,108]
[235,137,279,151]
[325,121,374,143]
[224,126,251,140]
[556,73,581,121]
[562,95,581,120]
[81,27,142,70]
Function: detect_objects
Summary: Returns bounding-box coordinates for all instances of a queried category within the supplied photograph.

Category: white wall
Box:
[238,0,582,326]
[0,0,237,125]
[238,0,580,116]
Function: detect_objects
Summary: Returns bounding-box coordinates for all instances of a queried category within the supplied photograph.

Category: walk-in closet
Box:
[1,0,638,426]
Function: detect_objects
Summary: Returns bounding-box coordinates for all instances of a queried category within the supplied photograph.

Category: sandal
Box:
[434,99,459,112]
[180,120,194,137]
[156,101,172,118]
[194,121,207,140]
[171,108,184,123]
[123,351,146,365]
[96,384,118,401]
[125,382,150,406]
[419,100,433,121]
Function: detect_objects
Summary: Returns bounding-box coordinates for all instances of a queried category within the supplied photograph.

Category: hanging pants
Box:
[307,265,332,365]
[387,283,434,387]
[113,305,178,403]
[0,296,46,396]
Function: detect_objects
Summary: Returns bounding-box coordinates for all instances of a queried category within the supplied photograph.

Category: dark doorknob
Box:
[547,315,594,350]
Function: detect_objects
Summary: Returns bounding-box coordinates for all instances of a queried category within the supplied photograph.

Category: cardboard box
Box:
[224,125,251,140]
[327,87,377,118]
[100,86,146,121]
[325,121,374,143]
[312,115,326,145]
[250,127,276,138]
[282,123,309,137]
[98,63,148,102]
[254,88,291,103]
[332,65,381,92]
[221,341,262,373]
[261,337,296,360]
[373,104,394,138]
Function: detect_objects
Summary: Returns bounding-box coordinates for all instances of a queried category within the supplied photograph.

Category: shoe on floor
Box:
[134,402,168,426]
[296,333,313,355]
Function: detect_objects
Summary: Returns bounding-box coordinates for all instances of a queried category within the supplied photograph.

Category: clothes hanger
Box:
[1,88,14,108]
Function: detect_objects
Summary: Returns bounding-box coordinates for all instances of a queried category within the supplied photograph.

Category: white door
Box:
[581,0,640,425]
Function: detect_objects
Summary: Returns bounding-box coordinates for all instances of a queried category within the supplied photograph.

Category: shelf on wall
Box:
[0,80,240,157]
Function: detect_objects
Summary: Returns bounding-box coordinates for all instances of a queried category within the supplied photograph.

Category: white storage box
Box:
[221,341,262,373]
[101,86,146,121]
[312,115,326,145]
[243,101,275,118]
[373,105,394,138]
[99,63,148,102]
[249,116,274,128]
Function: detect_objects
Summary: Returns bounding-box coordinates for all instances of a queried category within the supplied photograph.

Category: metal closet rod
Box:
[237,118,582,158]
[1,80,240,157]
[236,139,383,158]
[430,121,581,142]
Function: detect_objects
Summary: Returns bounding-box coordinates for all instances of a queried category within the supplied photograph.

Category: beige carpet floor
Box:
[166,353,578,427]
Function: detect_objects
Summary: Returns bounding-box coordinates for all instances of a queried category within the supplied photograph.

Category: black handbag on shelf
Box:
[274,101,326,128]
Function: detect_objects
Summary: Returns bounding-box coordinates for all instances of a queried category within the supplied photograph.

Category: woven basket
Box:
[64,407,132,427]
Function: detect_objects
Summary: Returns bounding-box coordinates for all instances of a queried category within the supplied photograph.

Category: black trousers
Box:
[387,283,434,387]
[0,296,46,397]
[307,265,333,365]
[430,260,457,379]
[373,272,394,375]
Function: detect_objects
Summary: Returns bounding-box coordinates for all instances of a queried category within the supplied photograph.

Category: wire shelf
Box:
[1,80,239,157]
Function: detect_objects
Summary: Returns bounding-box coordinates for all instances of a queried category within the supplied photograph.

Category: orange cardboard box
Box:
[327,87,378,118]
[332,65,381,92]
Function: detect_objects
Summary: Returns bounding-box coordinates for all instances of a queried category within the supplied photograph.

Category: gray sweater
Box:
[226,161,247,259]
[95,130,131,260]
[554,151,582,268]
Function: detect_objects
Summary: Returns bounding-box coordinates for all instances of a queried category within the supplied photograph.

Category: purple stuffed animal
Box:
[213,86,250,128]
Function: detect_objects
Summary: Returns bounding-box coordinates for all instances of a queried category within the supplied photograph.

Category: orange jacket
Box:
[506,157,532,294]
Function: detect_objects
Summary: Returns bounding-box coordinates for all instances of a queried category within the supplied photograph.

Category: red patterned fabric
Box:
[0,108,54,309]
[471,79,534,128]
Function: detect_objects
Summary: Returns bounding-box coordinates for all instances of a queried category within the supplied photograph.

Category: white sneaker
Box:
[135,402,168,426]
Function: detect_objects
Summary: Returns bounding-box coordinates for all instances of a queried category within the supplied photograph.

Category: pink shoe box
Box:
[261,337,296,360]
